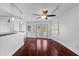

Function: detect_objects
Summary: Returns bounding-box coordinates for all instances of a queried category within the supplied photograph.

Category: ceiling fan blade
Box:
[47,15,56,17]
[52,5,60,14]
[32,14,40,16]
[36,17,41,19]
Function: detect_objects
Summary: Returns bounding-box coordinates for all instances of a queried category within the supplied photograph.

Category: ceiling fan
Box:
[32,5,60,20]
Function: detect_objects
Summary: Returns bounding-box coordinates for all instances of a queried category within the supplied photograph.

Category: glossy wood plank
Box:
[13,37,78,56]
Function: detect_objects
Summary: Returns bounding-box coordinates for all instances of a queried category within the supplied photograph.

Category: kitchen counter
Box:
[0,32,17,36]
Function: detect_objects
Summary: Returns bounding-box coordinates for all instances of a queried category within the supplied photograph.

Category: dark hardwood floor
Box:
[13,37,78,56]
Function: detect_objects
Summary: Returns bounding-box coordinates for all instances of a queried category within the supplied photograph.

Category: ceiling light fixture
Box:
[41,15,47,19]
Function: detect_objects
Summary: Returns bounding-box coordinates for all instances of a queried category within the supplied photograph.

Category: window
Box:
[52,23,59,35]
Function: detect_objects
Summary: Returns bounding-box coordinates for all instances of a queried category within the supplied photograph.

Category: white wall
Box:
[19,21,26,32]
[51,5,79,55]
[13,18,20,32]
[0,21,10,33]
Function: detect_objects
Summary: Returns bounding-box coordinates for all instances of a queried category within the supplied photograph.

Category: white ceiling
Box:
[0,7,15,17]
[14,3,79,21]
[0,3,79,22]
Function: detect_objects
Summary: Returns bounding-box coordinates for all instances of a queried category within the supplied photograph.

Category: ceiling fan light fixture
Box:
[41,15,47,19]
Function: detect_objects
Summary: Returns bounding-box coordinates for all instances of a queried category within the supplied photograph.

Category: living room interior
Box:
[0,3,79,56]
